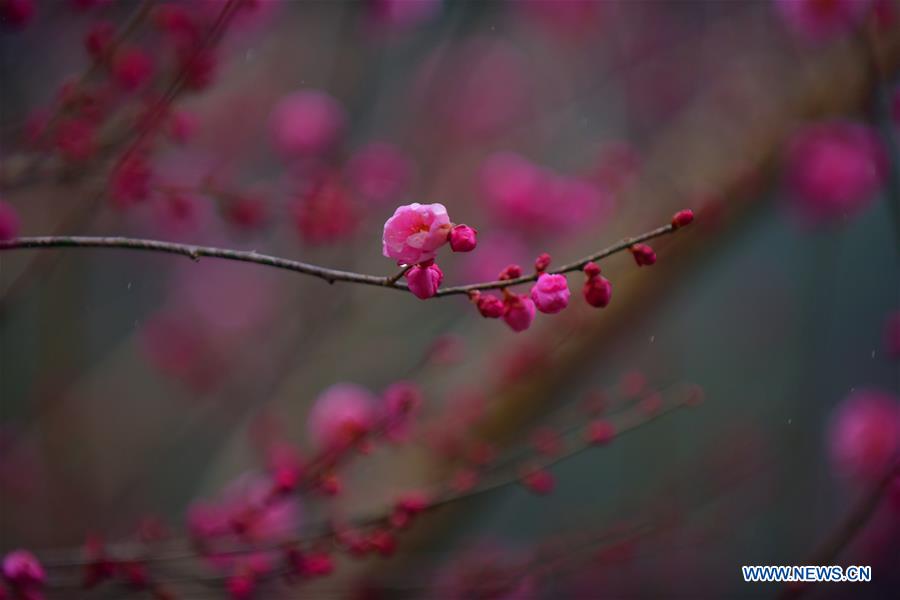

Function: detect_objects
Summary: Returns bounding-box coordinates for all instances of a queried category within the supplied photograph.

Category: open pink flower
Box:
[785,121,887,223]
[307,384,377,450]
[829,389,900,483]
[382,202,452,265]
[530,273,570,314]
[270,90,345,158]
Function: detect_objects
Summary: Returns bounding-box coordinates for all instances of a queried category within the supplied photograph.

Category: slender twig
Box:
[0,220,681,297]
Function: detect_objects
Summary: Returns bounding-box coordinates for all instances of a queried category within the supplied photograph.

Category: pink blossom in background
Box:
[774,0,874,41]
[346,142,414,204]
[193,0,282,33]
[432,542,535,600]
[140,312,220,392]
[480,152,611,234]
[270,90,346,158]
[111,47,155,92]
[108,155,152,208]
[84,20,115,59]
[0,0,34,29]
[366,0,442,31]
[382,202,452,265]
[139,262,277,390]
[167,110,199,145]
[785,121,887,224]
[530,273,570,314]
[829,389,900,483]
[152,192,211,237]
[188,473,300,572]
[293,173,359,244]
[0,201,20,241]
[1,549,44,586]
[70,0,113,10]
[55,118,96,162]
[406,261,443,299]
[307,384,377,450]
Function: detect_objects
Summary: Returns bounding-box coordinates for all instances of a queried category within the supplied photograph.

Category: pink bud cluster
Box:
[306,381,423,452]
[381,202,478,299]
[465,209,692,332]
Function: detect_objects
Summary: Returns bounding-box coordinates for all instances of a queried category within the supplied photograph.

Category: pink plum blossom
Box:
[187,472,300,548]
[774,0,874,41]
[382,202,452,265]
[111,47,155,91]
[270,90,345,158]
[785,121,887,223]
[406,261,443,299]
[530,273,570,314]
[307,384,377,450]
[829,389,900,483]
[480,152,611,234]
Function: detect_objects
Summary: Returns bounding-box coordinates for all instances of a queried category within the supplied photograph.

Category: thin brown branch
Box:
[0,219,682,297]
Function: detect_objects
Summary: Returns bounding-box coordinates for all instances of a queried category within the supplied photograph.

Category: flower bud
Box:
[583,275,612,308]
[671,208,694,228]
[405,262,443,299]
[534,252,551,273]
[499,264,522,280]
[448,224,477,252]
[475,293,505,318]
[530,273,570,314]
[583,261,601,278]
[630,243,656,267]
[502,294,536,332]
